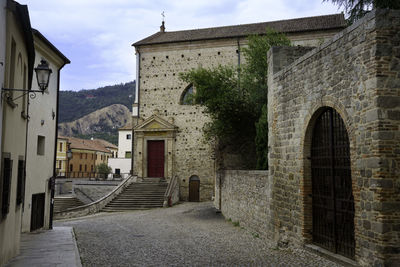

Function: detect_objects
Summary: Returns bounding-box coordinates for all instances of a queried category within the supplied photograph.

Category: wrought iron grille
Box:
[311,108,355,259]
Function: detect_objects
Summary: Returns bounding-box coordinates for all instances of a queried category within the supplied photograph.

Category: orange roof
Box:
[58,135,69,140]
[93,139,118,149]
[61,136,112,153]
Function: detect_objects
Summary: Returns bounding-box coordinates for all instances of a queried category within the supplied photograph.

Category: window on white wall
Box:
[37,136,45,155]
[127,134,131,140]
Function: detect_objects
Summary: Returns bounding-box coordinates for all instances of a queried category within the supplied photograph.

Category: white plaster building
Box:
[0,1,69,264]
[0,0,35,263]
[22,29,69,233]
[108,123,132,176]
[117,123,132,158]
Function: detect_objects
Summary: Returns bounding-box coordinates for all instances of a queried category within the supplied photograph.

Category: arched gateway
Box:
[311,107,355,259]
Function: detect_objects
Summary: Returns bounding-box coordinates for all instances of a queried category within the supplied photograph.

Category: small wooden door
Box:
[31,193,45,231]
[189,176,200,202]
[147,140,165,177]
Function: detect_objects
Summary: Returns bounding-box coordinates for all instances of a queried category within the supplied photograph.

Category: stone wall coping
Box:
[268,9,399,79]
[54,175,136,219]
[221,170,269,175]
[73,181,120,186]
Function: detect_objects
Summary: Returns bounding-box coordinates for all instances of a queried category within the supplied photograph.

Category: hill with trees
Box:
[59,81,135,123]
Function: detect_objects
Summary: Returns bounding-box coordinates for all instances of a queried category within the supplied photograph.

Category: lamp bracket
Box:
[1,87,44,102]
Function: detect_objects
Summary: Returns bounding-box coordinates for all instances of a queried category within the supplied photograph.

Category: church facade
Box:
[132,14,347,201]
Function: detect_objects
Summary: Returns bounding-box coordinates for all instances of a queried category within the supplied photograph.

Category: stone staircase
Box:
[54,196,85,212]
[102,178,168,212]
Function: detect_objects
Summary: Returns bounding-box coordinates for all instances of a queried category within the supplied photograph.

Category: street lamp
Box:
[34,59,52,91]
[67,148,72,178]
[1,59,52,101]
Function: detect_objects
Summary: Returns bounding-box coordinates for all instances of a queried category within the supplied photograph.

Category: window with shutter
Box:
[1,157,13,217]
[16,159,25,205]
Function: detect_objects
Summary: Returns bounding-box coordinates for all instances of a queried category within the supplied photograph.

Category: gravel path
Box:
[56,202,343,267]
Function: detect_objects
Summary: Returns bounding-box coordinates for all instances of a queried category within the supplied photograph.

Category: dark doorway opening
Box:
[31,193,45,231]
[311,107,355,259]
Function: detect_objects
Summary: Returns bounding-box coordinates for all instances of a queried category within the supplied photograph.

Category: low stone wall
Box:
[216,170,272,238]
[74,181,120,204]
[54,176,136,220]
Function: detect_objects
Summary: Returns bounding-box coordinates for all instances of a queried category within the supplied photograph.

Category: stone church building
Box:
[132,14,347,201]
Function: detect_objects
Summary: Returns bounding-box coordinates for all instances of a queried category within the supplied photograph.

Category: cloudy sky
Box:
[20,0,344,91]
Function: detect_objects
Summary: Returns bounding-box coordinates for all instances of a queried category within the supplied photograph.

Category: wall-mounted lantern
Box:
[1,59,52,102]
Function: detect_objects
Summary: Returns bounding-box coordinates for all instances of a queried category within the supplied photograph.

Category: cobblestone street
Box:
[56,202,343,267]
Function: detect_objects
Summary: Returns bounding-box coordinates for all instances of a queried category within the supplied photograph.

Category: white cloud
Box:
[19,0,344,91]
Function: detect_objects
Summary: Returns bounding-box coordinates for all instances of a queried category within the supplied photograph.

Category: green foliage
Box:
[325,0,400,23]
[59,81,135,123]
[180,66,256,143]
[252,232,260,238]
[180,29,290,169]
[255,104,268,170]
[241,29,291,118]
[95,163,112,175]
[232,221,240,227]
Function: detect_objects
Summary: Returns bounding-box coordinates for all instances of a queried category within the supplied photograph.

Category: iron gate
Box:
[311,107,355,259]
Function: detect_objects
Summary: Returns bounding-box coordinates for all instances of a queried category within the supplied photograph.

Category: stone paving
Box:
[57,202,344,267]
[5,227,81,267]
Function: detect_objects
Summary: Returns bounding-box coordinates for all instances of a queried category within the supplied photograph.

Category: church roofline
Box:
[132,13,346,47]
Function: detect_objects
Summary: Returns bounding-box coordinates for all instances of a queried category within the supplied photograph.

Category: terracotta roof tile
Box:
[61,136,112,153]
[133,14,346,46]
[93,139,118,149]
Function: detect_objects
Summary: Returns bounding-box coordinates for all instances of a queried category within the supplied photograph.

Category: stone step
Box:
[112,198,164,202]
[54,197,85,212]
[102,180,168,212]
[104,204,162,208]
[114,195,165,198]
[124,187,167,190]
[108,201,163,205]
[124,190,165,194]
[102,207,157,211]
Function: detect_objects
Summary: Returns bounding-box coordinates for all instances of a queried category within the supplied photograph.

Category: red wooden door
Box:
[147,140,165,177]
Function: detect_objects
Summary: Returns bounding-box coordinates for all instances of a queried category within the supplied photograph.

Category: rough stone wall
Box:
[137,39,241,201]
[136,30,342,201]
[216,170,271,236]
[268,9,400,266]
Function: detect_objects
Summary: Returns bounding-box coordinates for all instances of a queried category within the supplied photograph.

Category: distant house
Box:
[108,122,132,176]
[85,94,95,99]
[92,138,117,158]
[56,136,69,175]
[56,136,113,178]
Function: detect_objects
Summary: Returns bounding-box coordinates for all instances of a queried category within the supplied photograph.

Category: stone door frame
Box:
[134,114,177,180]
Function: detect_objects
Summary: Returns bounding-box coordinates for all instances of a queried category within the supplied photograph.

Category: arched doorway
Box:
[189,175,200,202]
[311,107,355,259]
